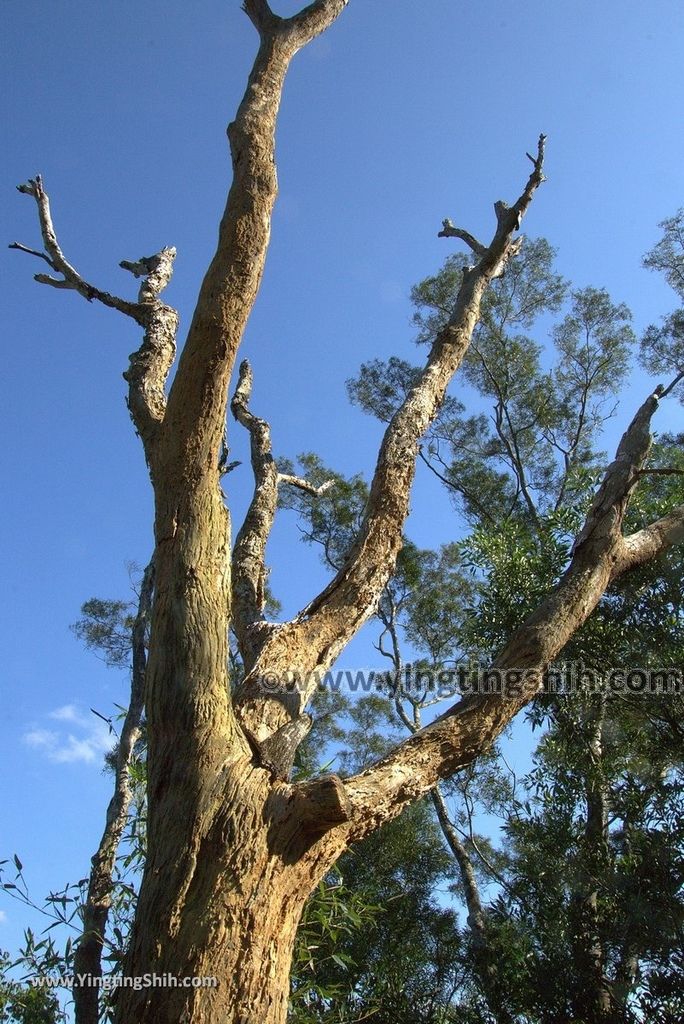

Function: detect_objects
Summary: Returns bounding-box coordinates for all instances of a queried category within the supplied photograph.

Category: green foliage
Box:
[9,214,684,1024]
[70,598,135,669]
[446,454,684,1021]
[460,506,581,652]
[278,453,369,570]
[349,238,636,526]
[289,868,380,1021]
[640,208,684,398]
[289,802,469,1024]
[400,543,474,665]
[642,207,684,299]
[410,239,567,343]
[0,953,63,1024]
[346,355,441,424]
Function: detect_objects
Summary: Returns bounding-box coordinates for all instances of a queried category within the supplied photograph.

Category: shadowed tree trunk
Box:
[570,696,621,1024]
[12,3,684,1022]
[72,561,154,1024]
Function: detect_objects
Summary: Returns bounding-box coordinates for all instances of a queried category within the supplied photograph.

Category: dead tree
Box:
[11,3,684,1022]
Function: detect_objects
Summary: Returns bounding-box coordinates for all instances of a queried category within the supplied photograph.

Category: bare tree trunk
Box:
[73,560,154,1024]
[431,787,515,1024]
[117,769,309,1023]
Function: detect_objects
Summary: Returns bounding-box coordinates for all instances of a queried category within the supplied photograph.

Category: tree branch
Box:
[616,503,684,574]
[659,368,684,399]
[230,360,332,672]
[437,219,487,257]
[8,240,54,266]
[158,0,348,489]
[243,0,347,46]
[284,0,349,47]
[430,786,489,943]
[14,177,142,318]
[125,4,348,823]
[236,137,548,741]
[13,177,178,453]
[242,0,280,37]
[636,467,684,477]
[341,384,684,837]
[278,473,334,497]
[230,359,280,664]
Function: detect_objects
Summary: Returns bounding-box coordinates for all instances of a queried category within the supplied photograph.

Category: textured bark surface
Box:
[13,4,684,1023]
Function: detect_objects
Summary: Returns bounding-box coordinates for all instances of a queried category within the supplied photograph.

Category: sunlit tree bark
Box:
[12,3,684,1021]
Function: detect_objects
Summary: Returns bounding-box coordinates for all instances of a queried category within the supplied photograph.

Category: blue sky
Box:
[1,0,684,965]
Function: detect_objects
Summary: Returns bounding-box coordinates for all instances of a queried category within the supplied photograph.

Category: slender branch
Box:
[636,467,684,477]
[230,360,281,666]
[430,787,489,940]
[437,220,487,257]
[236,137,548,742]
[34,274,76,290]
[377,597,416,733]
[73,559,154,1024]
[14,177,141,318]
[230,360,332,672]
[278,473,333,496]
[13,177,178,452]
[418,446,497,525]
[8,240,54,266]
[659,369,684,399]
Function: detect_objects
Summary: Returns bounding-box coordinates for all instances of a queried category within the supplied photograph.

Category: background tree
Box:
[0,959,62,1024]
[289,220,684,1022]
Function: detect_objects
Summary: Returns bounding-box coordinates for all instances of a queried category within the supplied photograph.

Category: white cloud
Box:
[49,704,82,724]
[24,728,60,751]
[23,707,113,765]
[0,910,7,923]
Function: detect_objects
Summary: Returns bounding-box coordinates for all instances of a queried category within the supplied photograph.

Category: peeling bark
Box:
[12,177,178,453]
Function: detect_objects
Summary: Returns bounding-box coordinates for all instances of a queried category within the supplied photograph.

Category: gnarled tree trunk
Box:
[12,3,684,1023]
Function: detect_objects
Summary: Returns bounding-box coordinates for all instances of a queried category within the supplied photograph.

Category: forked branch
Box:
[242,0,280,36]
[12,177,142,319]
[284,0,350,47]
[236,137,548,740]
[12,177,178,454]
[243,0,348,45]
